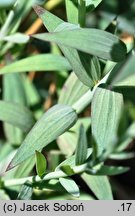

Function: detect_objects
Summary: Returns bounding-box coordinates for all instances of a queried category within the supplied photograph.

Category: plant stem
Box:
[72,71,111,114]
[78,0,86,27]
[4,164,87,187]
[72,89,93,114]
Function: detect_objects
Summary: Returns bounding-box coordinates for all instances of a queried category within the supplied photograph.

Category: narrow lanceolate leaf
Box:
[109,152,135,160]
[59,177,80,197]
[82,173,113,200]
[75,124,88,165]
[65,0,78,24]
[35,151,47,178]
[0,101,34,132]
[33,6,126,87]
[107,53,135,87]
[58,72,89,105]
[33,28,126,62]
[0,54,71,75]
[91,87,123,157]
[7,104,77,170]
[87,165,129,176]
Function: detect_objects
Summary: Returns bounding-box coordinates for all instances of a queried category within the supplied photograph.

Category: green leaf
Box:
[61,49,95,87]
[57,118,91,156]
[59,177,80,197]
[3,73,27,105]
[56,148,92,171]
[12,156,35,179]
[91,87,123,157]
[82,173,113,200]
[107,53,135,87]
[60,165,74,175]
[3,33,29,43]
[35,151,47,178]
[75,124,88,165]
[33,28,126,62]
[65,0,78,24]
[3,73,27,144]
[33,6,126,88]
[3,156,35,191]
[89,56,101,82]
[109,152,135,160]
[7,104,77,170]
[33,5,63,33]
[0,101,34,132]
[17,183,33,200]
[0,54,71,75]
[33,6,94,87]
[0,190,10,200]
[57,132,78,156]
[58,72,89,105]
[86,0,102,8]
[87,165,129,176]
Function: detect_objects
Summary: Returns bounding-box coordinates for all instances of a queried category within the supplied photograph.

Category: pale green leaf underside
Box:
[59,177,80,197]
[82,173,113,200]
[17,184,33,200]
[33,6,126,87]
[91,87,123,156]
[65,0,78,24]
[8,104,77,170]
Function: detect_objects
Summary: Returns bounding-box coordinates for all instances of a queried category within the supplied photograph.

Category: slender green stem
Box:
[72,71,111,114]
[4,164,87,187]
[78,0,86,27]
[72,89,93,114]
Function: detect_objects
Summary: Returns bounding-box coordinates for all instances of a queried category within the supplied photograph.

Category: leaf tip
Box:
[6,162,15,172]
[33,5,45,15]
